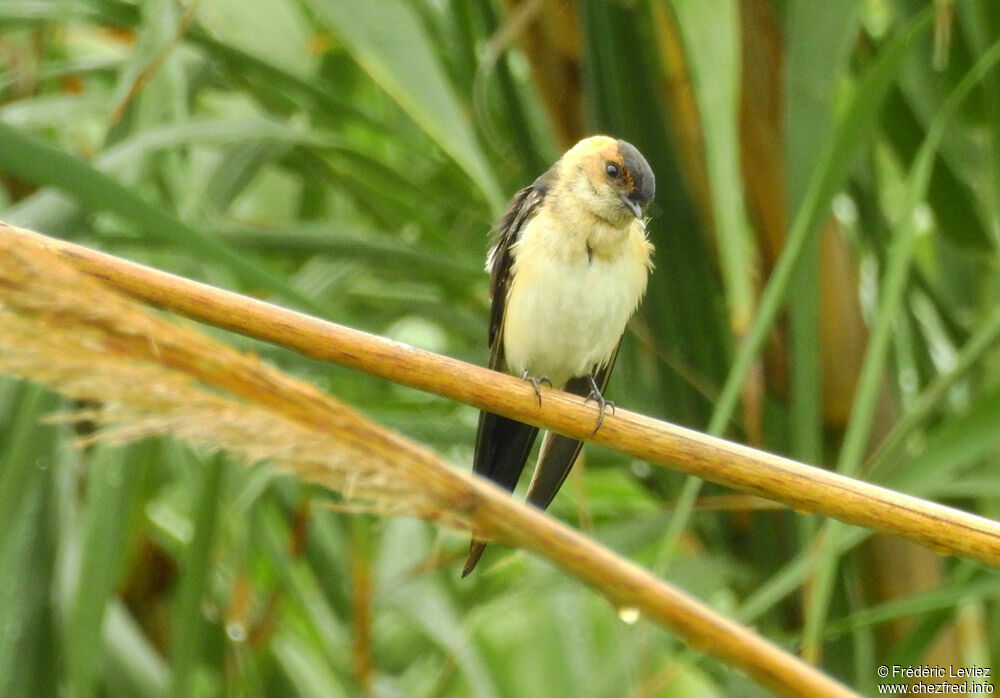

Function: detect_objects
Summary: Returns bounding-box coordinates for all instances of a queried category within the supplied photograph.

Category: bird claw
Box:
[521,370,552,406]
[585,374,615,433]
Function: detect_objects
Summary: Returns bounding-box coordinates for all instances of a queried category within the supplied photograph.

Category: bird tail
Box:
[462,540,488,577]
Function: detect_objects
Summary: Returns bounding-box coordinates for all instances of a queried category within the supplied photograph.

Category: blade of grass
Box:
[0,120,324,314]
[709,8,934,438]
[785,1,862,465]
[842,558,877,694]
[824,562,987,639]
[670,0,754,335]
[272,633,351,697]
[802,31,1000,660]
[169,452,225,698]
[303,0,504,212]
[960,2,1000,243]
[103,601,169,697]
[259,503,353,675]
[0,0,94,23]
[740,373,1000,625]
[658,8,934,574]
[0,383,62,698]
[887,384,1000,496]
[66,444,149,698]
[882,86,992,250]
[866,302,1000,479]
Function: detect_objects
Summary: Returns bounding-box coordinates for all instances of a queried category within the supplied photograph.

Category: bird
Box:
[463,135,655,577]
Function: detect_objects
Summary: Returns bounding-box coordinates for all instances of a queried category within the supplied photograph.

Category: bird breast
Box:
[501,213,651,387]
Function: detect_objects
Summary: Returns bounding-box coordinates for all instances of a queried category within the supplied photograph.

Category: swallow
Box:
[463,135,655,576]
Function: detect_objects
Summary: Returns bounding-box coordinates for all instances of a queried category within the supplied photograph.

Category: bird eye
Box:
[605,161,621,179]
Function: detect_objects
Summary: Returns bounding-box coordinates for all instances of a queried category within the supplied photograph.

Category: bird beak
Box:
[622,195,643,219]
[616,139,655,220]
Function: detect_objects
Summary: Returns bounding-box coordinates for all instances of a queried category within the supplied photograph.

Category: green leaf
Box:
[66,444,151,698]
[784,0,861,465]
[0,383,62,698]
[0,120,324,313]
[304,0,504,212]
[670,0,754,334]
[804,28,1000,655]
[169,452,226,698]
[708,8,935,437]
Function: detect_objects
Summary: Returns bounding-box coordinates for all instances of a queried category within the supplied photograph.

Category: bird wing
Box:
[464,172,553,577]
[473,174,552,491]
[524,339,622,511]
[485,177,551,360]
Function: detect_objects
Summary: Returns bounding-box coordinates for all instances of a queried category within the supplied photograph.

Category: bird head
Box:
[561,136,655,226]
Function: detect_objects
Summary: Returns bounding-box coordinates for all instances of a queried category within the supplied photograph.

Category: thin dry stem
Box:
[5,221,999,571]
[5,220,985,698]
[0,241,434,518]
[0,224,857,696]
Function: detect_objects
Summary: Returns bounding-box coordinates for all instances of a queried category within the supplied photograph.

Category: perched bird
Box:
[463,135,655,576]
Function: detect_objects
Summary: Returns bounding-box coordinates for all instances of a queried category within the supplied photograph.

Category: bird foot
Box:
[520,370,552,406]
[584,374,615,433]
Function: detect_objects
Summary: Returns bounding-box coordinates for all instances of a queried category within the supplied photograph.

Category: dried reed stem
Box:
[5,221,999,571]
[3,219,986,698]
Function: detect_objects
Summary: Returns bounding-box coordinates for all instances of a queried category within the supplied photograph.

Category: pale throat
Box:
[584,220,634,259]
[547,196,634,263]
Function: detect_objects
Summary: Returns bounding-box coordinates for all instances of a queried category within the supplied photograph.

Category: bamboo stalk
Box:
[5,220,1000,570]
